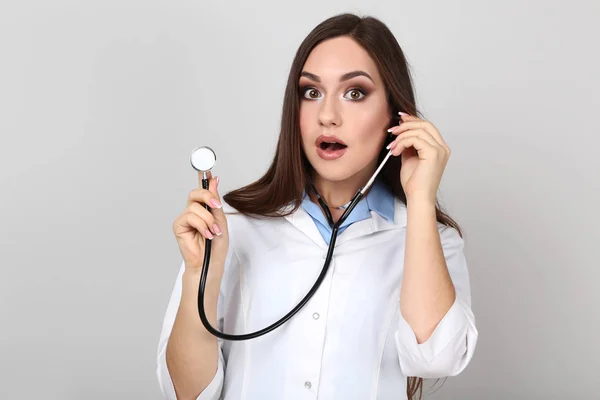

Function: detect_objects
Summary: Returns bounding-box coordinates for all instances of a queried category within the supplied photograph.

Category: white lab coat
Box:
[156,198,478,399]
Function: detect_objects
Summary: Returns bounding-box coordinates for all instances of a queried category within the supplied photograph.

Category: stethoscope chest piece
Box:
[190,146,217,175]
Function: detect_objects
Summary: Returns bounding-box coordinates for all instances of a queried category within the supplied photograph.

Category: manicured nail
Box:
[210,199,222,209]
[213,223,222,236]
[386,142,394,150]
[216,176,220,186]
[398,112,409,116]
[387,128,393,133]
[204,229,214,239]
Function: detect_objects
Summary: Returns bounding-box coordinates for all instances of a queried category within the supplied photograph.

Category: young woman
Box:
[157,13,478,400]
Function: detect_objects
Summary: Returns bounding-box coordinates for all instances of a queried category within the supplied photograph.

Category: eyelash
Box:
[299,86,369,101]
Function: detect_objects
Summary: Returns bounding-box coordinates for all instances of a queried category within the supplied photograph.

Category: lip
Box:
[315,135,347,161]
[315,135,347,147]
[316,145,347,160]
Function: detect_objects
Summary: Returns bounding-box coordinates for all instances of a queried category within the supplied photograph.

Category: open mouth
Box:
[315,135,348,160]
[316,135,347,150]
[319,141,348,151]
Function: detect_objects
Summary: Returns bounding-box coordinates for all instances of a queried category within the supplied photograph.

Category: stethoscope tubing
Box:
[196,149,393,341]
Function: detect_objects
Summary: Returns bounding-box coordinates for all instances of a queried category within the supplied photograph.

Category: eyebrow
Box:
[300,70,374,84]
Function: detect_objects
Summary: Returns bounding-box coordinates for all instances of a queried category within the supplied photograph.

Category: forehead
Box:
[302,36,382,83]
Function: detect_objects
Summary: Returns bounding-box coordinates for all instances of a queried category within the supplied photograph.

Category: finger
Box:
[391,136,435,157]
[388,112,414,129]
[208,174,220,201]
[188,188,222,210]
[391,129,437,146]
[185,212,214,240]
[388,121,424,135]
[401,146,418,165]
[387,129,437,150]
[389,121,446,148]
[398,112,419,121]
[188,202,222,236]
[398,113,448,146]
[207,175,226,224]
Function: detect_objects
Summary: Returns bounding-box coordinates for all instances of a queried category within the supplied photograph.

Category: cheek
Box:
[299,119,309,149]
[299,106,318,147]
[351,96,389,133]
[353,113,388,148]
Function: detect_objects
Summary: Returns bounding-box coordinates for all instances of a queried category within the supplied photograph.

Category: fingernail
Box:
[386,142,394,150]
[387,128,393,133]
[398,111,409,116]
[205,229,214,239]
[216,176,220,186]
[213,223,222,236]
[210,199,222,209]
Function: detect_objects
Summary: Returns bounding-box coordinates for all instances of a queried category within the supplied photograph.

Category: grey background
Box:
[1,0,598,399]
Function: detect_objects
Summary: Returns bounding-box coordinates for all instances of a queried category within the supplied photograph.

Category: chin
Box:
[309,157,364,183]
[313,168,355,183]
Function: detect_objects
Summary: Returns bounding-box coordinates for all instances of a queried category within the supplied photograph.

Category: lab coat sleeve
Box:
[395,224,478,378]
[156,260,226,400]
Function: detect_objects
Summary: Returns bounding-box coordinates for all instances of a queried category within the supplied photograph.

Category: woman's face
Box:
[299,36,391,185]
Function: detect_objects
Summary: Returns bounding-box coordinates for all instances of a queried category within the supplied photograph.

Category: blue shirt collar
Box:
[301,178,395,231]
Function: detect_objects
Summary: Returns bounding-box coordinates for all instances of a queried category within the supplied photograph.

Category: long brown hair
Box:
[223,12,461,399]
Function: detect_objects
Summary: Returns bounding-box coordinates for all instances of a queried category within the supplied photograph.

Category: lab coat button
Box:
[305,381,312,389]
[312,312,320,320]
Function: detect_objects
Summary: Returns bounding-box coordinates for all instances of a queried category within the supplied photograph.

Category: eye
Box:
[344,88,367,101]
[300,86,322,100]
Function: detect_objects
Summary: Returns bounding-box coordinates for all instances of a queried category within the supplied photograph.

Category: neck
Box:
[309,165,376,209]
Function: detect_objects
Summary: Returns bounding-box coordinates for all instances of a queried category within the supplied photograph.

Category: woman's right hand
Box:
[172,172,229,272]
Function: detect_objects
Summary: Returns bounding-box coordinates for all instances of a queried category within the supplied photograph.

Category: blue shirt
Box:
[301,178,395,245]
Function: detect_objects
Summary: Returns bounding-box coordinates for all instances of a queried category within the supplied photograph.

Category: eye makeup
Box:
[298,85,370,101]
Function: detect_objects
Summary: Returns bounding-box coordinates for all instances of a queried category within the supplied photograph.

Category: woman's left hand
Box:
[387,112,451,204]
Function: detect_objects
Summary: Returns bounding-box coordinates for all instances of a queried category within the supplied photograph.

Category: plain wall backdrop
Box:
[1,0,598,399]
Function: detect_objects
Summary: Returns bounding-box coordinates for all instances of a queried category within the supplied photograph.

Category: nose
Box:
[318,96,341,127]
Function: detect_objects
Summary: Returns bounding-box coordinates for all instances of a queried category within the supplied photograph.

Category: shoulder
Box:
[221,200,287,240]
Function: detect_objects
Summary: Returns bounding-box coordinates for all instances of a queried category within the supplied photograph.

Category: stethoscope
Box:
[189,142,395,341]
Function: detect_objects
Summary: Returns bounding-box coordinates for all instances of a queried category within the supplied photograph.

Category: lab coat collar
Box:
[282,197,407,249]
[301,178,395,231]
